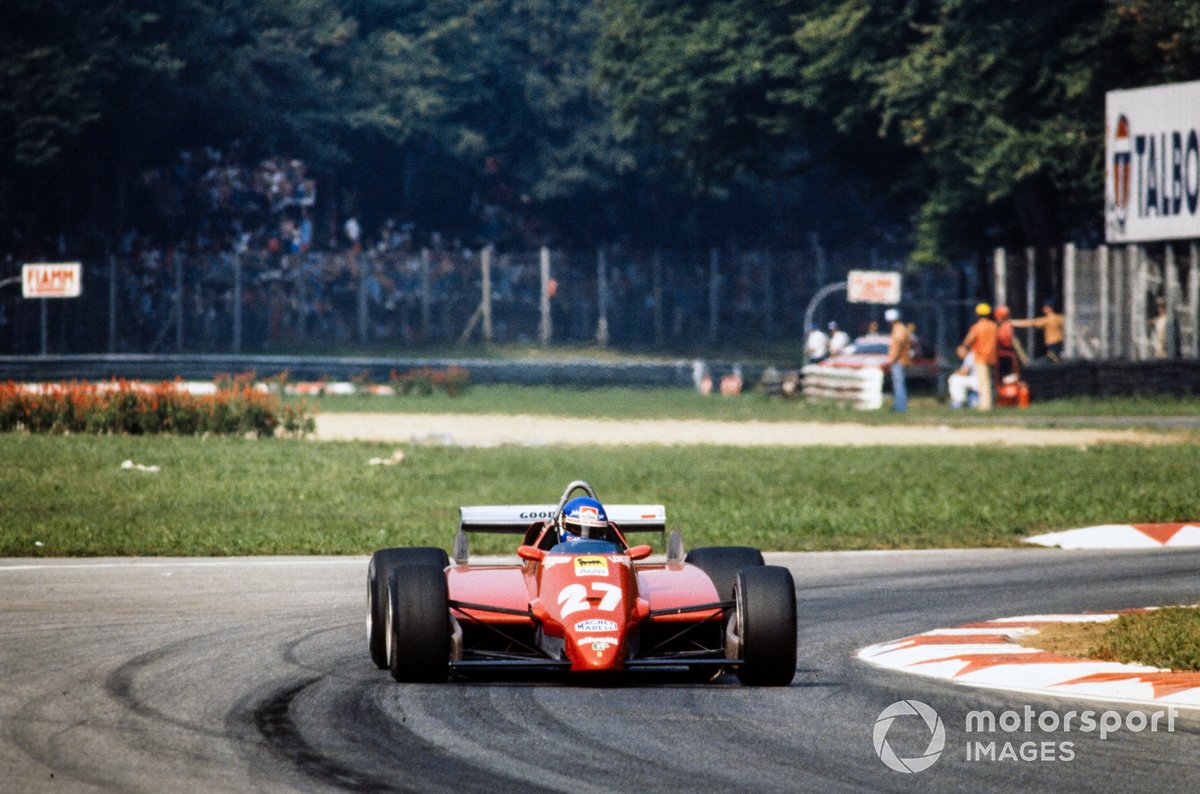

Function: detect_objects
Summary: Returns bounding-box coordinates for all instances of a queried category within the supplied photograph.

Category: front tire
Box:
[733,565,797,686]
[368,547,449,669]
[387,564,451,682]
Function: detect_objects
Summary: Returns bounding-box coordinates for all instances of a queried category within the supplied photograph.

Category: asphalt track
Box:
[2,549,1198,793]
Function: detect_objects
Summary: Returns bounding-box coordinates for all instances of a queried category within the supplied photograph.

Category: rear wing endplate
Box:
[459,504,666,534]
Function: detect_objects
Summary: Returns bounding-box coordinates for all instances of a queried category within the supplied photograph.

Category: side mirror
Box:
[666,530,685,563]
[453,529,469,565]
[627,544,653,561]
[517,545,546,562]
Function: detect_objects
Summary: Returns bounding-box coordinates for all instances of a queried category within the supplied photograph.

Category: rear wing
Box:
[458,504,666,534]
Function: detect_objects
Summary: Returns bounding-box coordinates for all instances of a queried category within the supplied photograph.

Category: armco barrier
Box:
[1022,360,1200,400]
[0,354,765,390]
[801,364,884,410]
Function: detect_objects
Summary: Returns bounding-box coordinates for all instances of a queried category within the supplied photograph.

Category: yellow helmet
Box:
[975,303,992,316]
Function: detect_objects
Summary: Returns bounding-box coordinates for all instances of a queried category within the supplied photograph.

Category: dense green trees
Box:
[596,0,1200,264]
[3,1,1200,261]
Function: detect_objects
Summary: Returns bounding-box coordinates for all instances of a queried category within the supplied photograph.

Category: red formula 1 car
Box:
[367,481,796,685]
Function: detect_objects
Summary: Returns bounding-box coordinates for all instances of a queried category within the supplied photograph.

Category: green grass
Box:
[301,385,1200,427]
[3,434,1199,557]
[1024,607,1200,672]
[1091,607,1200,671]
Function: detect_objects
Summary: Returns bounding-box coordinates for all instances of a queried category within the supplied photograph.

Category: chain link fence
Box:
[1061,242,1200,361]
[3,243,977,357]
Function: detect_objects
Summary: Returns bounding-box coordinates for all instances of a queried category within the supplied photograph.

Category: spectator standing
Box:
[343,216,362,253]
[827,321,850,357]
[1012,300,1064,361]
[958,303,998,410]
[804,323,829,363]
[1149,296,1168,359]
[884,307,912,413]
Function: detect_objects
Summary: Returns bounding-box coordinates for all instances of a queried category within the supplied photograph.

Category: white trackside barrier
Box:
[801,364,884,410]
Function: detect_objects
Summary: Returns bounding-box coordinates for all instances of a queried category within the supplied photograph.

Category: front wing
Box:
[446,564,738,673]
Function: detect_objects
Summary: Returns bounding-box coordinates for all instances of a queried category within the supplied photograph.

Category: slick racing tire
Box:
[368,547,450,669]
[684,546,765,601]
[386,563,451,683]
[733,565,797,686]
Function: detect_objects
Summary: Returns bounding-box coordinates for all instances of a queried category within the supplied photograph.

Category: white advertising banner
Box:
[1106,80,1200,243]
[847,270,902,304]
[22,262,82,298]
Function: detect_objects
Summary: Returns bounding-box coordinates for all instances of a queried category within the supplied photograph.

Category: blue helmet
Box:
[557,497,608,542]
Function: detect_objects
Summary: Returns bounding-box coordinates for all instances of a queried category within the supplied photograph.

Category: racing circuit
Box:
[2,548,1198,792]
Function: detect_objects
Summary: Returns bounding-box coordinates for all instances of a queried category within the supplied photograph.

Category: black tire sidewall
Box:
[369,547,450,669]
[735,565,797,686]
[387,564,451,682]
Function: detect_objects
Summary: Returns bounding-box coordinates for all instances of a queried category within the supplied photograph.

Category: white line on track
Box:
[0,558,366,572]
[0,555,525,572]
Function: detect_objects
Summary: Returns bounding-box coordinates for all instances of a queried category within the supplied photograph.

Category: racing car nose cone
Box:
[564,615,626,671]
[570,634,624,671]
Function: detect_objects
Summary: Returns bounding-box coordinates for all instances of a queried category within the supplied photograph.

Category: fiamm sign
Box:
[22,263,82,298]
[1106,80,1200,243]
[847,270,902,305]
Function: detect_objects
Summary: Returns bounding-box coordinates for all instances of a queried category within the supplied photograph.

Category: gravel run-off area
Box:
[314,412,1183,447]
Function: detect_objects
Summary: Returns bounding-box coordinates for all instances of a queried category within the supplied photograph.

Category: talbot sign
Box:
[847,270,902,305]
[22,263,82,298]
[1106,80,1200,243]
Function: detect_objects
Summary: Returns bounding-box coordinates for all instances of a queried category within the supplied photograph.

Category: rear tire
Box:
[733,565,797,686]
[387,564,450,682]
[684,546,764,600]
[368,547,449,669]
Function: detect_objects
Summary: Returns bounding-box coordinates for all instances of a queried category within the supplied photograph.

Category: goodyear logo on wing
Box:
[573,556,608,577]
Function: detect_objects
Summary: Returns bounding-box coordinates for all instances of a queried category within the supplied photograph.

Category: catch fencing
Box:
[996,242,1200,362]
[2,244,938,357]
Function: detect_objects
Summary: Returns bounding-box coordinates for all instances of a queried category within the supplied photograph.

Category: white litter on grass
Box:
[33,541,44,547]
[405,431,530,449]
[368,450,405,466]
[120,460,161,473]
[411,432,458,446]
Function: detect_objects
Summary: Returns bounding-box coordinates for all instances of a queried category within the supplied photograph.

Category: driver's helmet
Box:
[556,497,609,543]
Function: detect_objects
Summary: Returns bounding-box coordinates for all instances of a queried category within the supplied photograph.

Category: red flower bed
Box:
[0,380,314,437]
[390,366,470,397]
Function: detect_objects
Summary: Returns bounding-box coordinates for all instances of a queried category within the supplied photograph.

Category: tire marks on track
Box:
[245,677,388,793]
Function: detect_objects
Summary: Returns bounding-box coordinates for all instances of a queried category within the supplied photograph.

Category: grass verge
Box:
[3,435,1199,556]
[1017,608,1200,672]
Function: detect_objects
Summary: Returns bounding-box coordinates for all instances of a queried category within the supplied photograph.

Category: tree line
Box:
[2,0,1198,264]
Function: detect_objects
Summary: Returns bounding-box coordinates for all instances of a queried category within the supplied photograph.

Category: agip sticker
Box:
[573,556,608,577]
